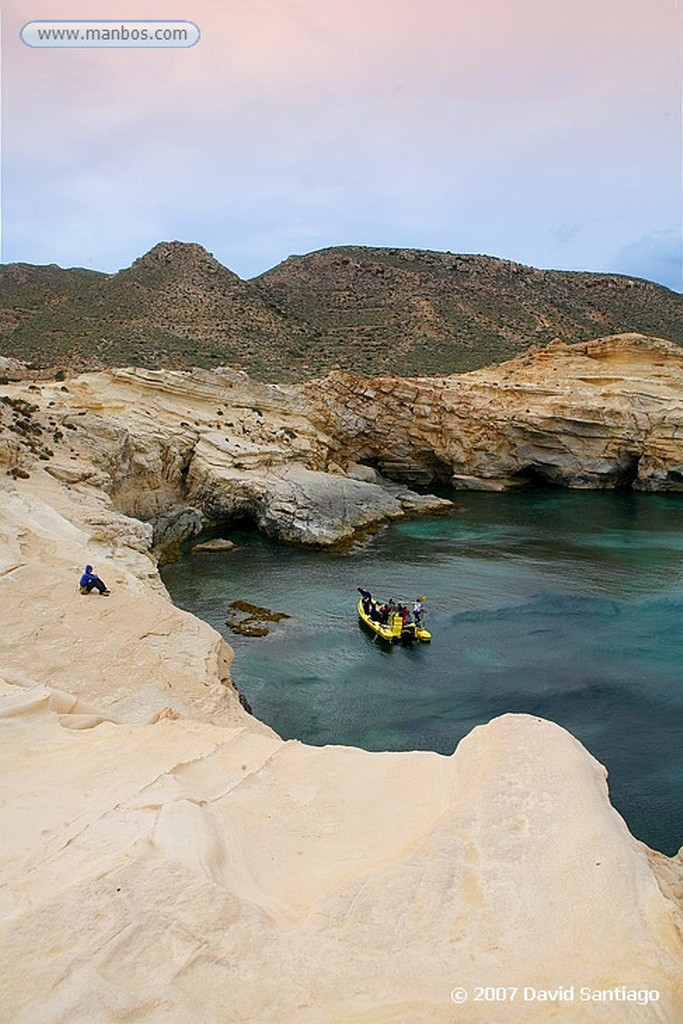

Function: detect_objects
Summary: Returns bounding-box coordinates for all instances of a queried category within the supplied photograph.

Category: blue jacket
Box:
[79,567,99,587]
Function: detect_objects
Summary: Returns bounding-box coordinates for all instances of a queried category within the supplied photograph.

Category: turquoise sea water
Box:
[161,491,683,855]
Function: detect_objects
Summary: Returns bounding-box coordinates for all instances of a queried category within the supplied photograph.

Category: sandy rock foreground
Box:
[0,343,682,1022]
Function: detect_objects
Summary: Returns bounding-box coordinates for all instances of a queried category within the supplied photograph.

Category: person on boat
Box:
[379,604,390,625]
[357,588,373,614]
[400,605,412,625]
[79,564,110,596]
[413,598,424,626]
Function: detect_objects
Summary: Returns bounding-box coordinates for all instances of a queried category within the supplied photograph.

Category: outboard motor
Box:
[400,625,416,647]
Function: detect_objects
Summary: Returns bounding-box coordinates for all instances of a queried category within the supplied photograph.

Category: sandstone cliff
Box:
[0,360,453,555]
[310,333,683,492]
[1,337,682,1022]
[1,334,681,561]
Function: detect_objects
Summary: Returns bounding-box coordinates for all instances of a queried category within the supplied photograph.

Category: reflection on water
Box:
[162,490,683,855]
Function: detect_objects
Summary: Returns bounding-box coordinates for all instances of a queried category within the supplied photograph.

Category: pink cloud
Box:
[3,0,680,284]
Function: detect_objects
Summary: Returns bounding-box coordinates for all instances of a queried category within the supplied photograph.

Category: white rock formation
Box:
[0,364,451,552]
[1,665,681,1022]
[312,334,683,491]
[0,344,682,1022]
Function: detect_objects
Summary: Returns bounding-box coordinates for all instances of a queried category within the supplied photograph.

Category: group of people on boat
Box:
[357,589,425,628]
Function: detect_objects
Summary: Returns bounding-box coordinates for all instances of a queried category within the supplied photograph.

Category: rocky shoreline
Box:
[1,335,682,1022]
[2,332,682,560]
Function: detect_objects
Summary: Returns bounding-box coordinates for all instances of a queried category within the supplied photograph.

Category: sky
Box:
[2,0,682,289]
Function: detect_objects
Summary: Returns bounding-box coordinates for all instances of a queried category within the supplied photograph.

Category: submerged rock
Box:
[191,538,236,555]
[227,621,270,637]
[228,600,290,621]
[225,599,291,637]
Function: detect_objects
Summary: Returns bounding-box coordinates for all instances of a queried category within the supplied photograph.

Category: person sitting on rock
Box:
[79,564,110,596]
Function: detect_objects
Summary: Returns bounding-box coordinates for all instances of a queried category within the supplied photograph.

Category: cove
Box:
[161,489,683,856]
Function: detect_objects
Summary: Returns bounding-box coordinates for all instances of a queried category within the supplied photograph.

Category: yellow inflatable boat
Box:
[357,597,431,645]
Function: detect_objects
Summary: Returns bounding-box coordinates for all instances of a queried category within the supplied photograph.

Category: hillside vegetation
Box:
[2,242,681,379]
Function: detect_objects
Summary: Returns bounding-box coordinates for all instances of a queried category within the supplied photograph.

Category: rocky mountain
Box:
[253,247,683,375]
[0,242,308,377]
[2,241,682,379]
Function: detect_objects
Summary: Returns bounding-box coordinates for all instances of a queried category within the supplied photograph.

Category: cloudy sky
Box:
[3,0,681,289]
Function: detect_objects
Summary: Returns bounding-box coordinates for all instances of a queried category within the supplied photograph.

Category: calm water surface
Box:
[162,491,683,855]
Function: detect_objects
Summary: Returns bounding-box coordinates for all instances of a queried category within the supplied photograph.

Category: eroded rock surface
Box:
[0,362,453,552]
[310,334,683,492]
[2,334,681,563]
[0,335,682,1022]
[0,677,681,1022]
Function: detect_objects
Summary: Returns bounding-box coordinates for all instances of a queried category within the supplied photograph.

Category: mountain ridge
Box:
[2,241,681,380]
